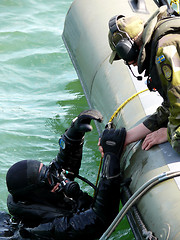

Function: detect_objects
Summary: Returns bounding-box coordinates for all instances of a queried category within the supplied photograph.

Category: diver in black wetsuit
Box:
[1,109,126,240]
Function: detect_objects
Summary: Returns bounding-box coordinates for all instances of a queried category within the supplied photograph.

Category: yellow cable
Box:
[170,0,179,13]
[94,88,148,196]
[109,88,148,123]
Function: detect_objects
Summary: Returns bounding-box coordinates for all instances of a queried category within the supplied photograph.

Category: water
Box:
[0,0,133,239]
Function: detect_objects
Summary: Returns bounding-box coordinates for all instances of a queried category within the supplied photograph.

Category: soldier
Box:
[108,5,180,154]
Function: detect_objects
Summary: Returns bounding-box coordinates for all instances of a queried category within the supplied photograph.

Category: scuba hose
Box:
[76,174,97,191]
[99,170,180,240]
[62,170,97,191]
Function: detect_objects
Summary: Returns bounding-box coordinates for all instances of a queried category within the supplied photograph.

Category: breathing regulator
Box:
[45,160,80,199]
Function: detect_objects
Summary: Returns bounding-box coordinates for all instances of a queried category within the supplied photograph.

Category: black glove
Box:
[20,222,53,240]
[100,128,126,159]
[56,110,103,176]
[100,128,126,179]
[65,109,103,140]
[76,192,93,212]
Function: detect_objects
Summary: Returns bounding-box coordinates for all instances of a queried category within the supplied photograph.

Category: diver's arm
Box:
[20,129,126,240]
[53,110,103,176]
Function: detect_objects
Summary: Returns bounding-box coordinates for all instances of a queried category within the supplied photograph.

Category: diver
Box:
[1,109,126,240]
[108,5,180,154]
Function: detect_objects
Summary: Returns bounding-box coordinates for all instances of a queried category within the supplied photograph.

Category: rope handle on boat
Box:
[94,88,148,196]
[99,170,180,240]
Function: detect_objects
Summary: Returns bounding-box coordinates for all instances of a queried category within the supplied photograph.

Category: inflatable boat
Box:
[62,0,180,239]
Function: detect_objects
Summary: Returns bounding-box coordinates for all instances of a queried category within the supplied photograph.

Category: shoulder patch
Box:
[161,64,172,82]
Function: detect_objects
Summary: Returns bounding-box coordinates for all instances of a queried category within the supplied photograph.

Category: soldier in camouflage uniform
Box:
[108,5,180,154]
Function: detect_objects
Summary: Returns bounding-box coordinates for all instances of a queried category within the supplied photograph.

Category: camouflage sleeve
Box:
[143,100,169,131]
[154,34,180,151]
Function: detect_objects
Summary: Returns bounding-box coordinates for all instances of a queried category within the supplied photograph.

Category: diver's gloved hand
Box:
[76,192,93,212]
[100,128,126,179]
[100,128,126,158]
[65,109,103,140]
[56,110,103,176]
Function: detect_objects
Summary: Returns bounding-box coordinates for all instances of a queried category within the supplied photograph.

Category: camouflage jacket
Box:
[137,6,180,147]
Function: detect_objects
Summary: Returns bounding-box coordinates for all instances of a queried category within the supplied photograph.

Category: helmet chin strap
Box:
[127,63,142,80]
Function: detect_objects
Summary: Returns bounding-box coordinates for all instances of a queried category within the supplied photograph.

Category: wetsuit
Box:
[2,110,126,240]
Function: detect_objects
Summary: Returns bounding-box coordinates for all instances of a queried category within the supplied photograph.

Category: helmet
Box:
[108,15,144,64]
[6,160,48,197]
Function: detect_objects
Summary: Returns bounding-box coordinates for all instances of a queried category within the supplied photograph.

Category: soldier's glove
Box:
[100,128,126,179]
[56,110,103,176]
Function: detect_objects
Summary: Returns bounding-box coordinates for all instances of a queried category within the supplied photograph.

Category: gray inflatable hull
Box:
[62,0,180,239]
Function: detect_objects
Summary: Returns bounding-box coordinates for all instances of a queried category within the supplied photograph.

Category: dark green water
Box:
[0,0,134,239]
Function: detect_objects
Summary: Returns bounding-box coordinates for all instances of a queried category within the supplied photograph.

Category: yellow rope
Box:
[170,0,179,13]
[108,88,148,123]
[94,88,148,196]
